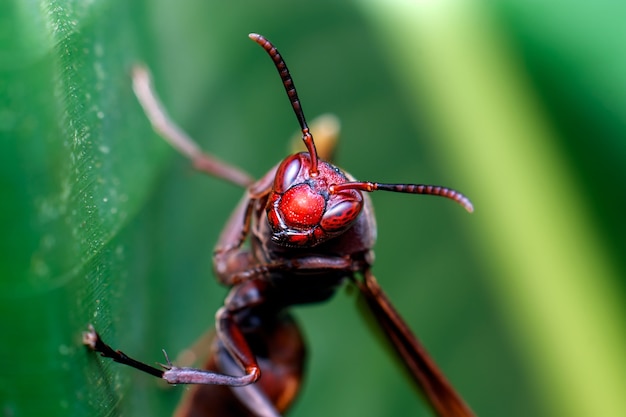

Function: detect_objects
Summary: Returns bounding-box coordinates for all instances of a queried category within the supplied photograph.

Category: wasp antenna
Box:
[330,181,474,213]
[249,33,319,175]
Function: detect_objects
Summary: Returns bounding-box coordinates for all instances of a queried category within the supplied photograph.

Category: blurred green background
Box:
[1,0,625,416]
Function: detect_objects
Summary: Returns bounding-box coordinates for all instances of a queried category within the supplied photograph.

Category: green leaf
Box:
[0,0,166,414]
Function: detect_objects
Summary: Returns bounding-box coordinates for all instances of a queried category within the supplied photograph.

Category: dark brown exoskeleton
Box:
[83,34,476,417]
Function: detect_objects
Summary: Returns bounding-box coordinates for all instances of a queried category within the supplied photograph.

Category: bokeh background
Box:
[1,1,625,416]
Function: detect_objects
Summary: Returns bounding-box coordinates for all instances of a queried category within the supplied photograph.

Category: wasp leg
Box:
[82,325,164,378]
[131,64,253,188]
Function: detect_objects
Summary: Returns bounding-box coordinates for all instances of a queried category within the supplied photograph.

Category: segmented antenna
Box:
[330,182,474,213]
[249,33,473,214]
[249,33,319,176]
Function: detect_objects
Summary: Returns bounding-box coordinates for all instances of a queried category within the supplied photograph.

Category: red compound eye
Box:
[274,154,303,193]
[320,196,363,232]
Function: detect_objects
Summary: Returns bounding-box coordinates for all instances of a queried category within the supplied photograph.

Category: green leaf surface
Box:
[0,0,165,414]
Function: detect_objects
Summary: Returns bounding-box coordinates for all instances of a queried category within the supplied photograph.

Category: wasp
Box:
[84,33,475,417]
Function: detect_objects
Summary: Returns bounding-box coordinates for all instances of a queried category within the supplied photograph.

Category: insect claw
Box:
[82,324,99,350]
